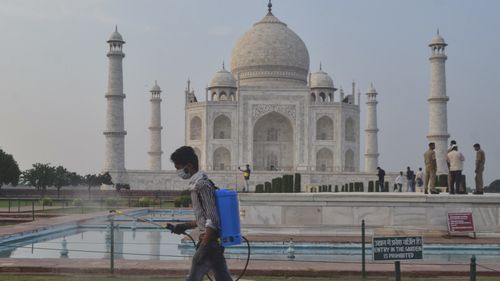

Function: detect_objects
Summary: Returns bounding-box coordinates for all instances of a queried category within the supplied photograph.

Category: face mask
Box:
[177,167,191,179]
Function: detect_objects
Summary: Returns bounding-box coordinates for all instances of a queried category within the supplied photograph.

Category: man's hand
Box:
[170,223,188,235]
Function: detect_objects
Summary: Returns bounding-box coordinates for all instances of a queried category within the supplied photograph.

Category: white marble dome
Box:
[108,30,124,43]
[230,11,310,86]
[310,70,334,89]
[430,34,446,46]
[209,68,237,88]
[151,82,161,92]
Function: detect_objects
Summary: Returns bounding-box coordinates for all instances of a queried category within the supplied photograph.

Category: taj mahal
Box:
[102,2,450,191]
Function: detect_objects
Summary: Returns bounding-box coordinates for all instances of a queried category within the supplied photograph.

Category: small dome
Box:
[151,81,161,92]
[367,84,377,94]
[429,32,446,46]
[310,69,334,89]
[108,27,124,43]
[209,68,237,88]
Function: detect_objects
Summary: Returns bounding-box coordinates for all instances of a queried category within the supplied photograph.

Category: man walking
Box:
[377,167,386,192]
[238,164,251,192]
[424,143,437,194]
[170,146,233,281]
[473,143,486,195]
[447,145,465,195]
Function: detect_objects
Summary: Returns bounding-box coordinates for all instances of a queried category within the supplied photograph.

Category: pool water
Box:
[1,227,499,264]
[1,210,499,264]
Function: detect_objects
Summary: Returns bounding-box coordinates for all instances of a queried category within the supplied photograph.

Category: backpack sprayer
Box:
[109,188,250,281]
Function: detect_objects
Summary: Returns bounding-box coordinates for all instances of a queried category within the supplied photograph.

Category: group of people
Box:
[424,140,486,195]
[394,167,424,192]
[379,140,486,195]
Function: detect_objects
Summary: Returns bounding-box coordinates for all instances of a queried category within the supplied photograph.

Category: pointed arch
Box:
[190,116,202,140]
[253,112,294,171]
[316,116,334,140]
[219,91,228,101]
[344,149,355,172]
[319,92,326,102]
[213,147,230,171]
[316,148,333,172]
[345,117,355,142]
[213,115,231,139]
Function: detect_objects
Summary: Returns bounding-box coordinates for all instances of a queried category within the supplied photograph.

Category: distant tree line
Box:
[0,148,113,197]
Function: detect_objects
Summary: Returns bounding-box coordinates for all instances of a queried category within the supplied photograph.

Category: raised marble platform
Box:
[238,193,500,236]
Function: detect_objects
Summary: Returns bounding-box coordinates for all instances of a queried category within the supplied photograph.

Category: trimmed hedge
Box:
[272,177,283,193]
[294,173,301,193]
[255,184,264,193]
[264,181,272,193]
[283,174,294,193]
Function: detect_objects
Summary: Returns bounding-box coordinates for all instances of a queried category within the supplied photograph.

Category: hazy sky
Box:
[1,0,499,185]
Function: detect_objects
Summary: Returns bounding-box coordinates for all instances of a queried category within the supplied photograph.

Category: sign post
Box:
[447,212,476,238]
[373,236,423,280]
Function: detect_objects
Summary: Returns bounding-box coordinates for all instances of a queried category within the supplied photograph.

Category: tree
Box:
[21,163,56,194]
[53,166,70,199]
[84,174,99,199]
[98,172,113,186]
[0,149,21,189]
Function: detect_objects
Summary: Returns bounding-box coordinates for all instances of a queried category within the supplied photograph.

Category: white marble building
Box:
[185,5,361,175]
[103,3,438,190]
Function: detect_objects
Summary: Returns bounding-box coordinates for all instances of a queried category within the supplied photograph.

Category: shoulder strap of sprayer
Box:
[196,179,219,219]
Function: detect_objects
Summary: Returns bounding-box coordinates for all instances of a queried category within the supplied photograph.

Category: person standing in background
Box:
[447,140,457,192]
[447,145,465,195]
[377,167,386,192]
[424,143,438,194]
[473,143,486,195]
[415,168,424,192]
[406,167,415,192]
[395,171,404,192]
[238,164,251,192]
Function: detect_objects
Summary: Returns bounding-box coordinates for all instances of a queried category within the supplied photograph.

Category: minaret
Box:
[427,30,450,175]
[364,84,379,173]
[103,26,127,183]
[148,81,163,171]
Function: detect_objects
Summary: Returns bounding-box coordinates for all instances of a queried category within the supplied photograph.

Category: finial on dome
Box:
[319,62,322,71]
[222,61,225,70]
[268,0,272,13]
[115,25,118,32]
[155,80,158,86]
[437,28,439,35]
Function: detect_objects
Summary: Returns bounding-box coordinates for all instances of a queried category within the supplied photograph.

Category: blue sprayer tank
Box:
[214,188,241,247]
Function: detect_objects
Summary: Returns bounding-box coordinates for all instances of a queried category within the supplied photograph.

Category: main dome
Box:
[230,11,310,87]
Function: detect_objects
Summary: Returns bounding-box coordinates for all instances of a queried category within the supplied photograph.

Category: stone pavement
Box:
[0,258,499,278]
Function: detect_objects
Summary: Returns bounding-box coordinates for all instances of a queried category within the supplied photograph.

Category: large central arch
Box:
[253,112,294,171]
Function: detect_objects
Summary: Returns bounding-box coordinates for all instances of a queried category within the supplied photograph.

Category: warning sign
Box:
[372,236,423,261]
[447,212,475,233]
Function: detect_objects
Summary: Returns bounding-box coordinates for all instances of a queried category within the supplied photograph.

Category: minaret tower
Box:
[103,26,127,182]
[148,81,163,171]
[364,84,379,173]
[427,30,450,175]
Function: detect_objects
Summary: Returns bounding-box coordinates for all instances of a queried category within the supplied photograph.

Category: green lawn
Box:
[0,276,494,281]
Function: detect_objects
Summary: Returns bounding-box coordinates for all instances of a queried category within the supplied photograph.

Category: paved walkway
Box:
[0,258,499,277]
